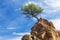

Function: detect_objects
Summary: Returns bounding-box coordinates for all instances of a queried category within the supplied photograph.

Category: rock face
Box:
[21,18,60,40]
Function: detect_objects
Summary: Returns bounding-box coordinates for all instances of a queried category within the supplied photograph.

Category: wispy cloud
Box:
[12,32,30,36]
[0,32,30,40]
[6,36,22,40]
[25,1,38,6]
[6,27,16,30]
[43,0,60,12]
[51,19,60,30]
[9,32,30,40]
[44,0,60,8]
[0,36,22,40]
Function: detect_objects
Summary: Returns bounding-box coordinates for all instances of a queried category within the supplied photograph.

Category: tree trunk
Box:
[31,14,39,22]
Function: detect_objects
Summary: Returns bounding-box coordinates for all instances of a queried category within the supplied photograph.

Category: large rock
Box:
[21,18,60,40]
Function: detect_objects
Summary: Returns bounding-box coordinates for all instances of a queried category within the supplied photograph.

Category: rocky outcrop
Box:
[21,18,60,40]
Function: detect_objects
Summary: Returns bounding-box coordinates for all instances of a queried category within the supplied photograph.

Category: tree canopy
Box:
[22,3,43,21]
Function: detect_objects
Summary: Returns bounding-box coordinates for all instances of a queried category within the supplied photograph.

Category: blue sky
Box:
[0,0,60,40]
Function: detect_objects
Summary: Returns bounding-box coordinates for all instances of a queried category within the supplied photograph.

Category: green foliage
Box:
[22,3,43,21]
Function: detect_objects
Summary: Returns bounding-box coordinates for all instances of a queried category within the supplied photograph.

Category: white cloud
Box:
[12,32,30,36]
[44,0,60,8]
[6,36,22,40]
[0,32,30,40]
[43,0,60,12]
[6,27,16,30]
[0,36,22,40]
[51,19,60,30]
[43,9,57,13]
[25,1,38,6]
[11,32,30,40]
